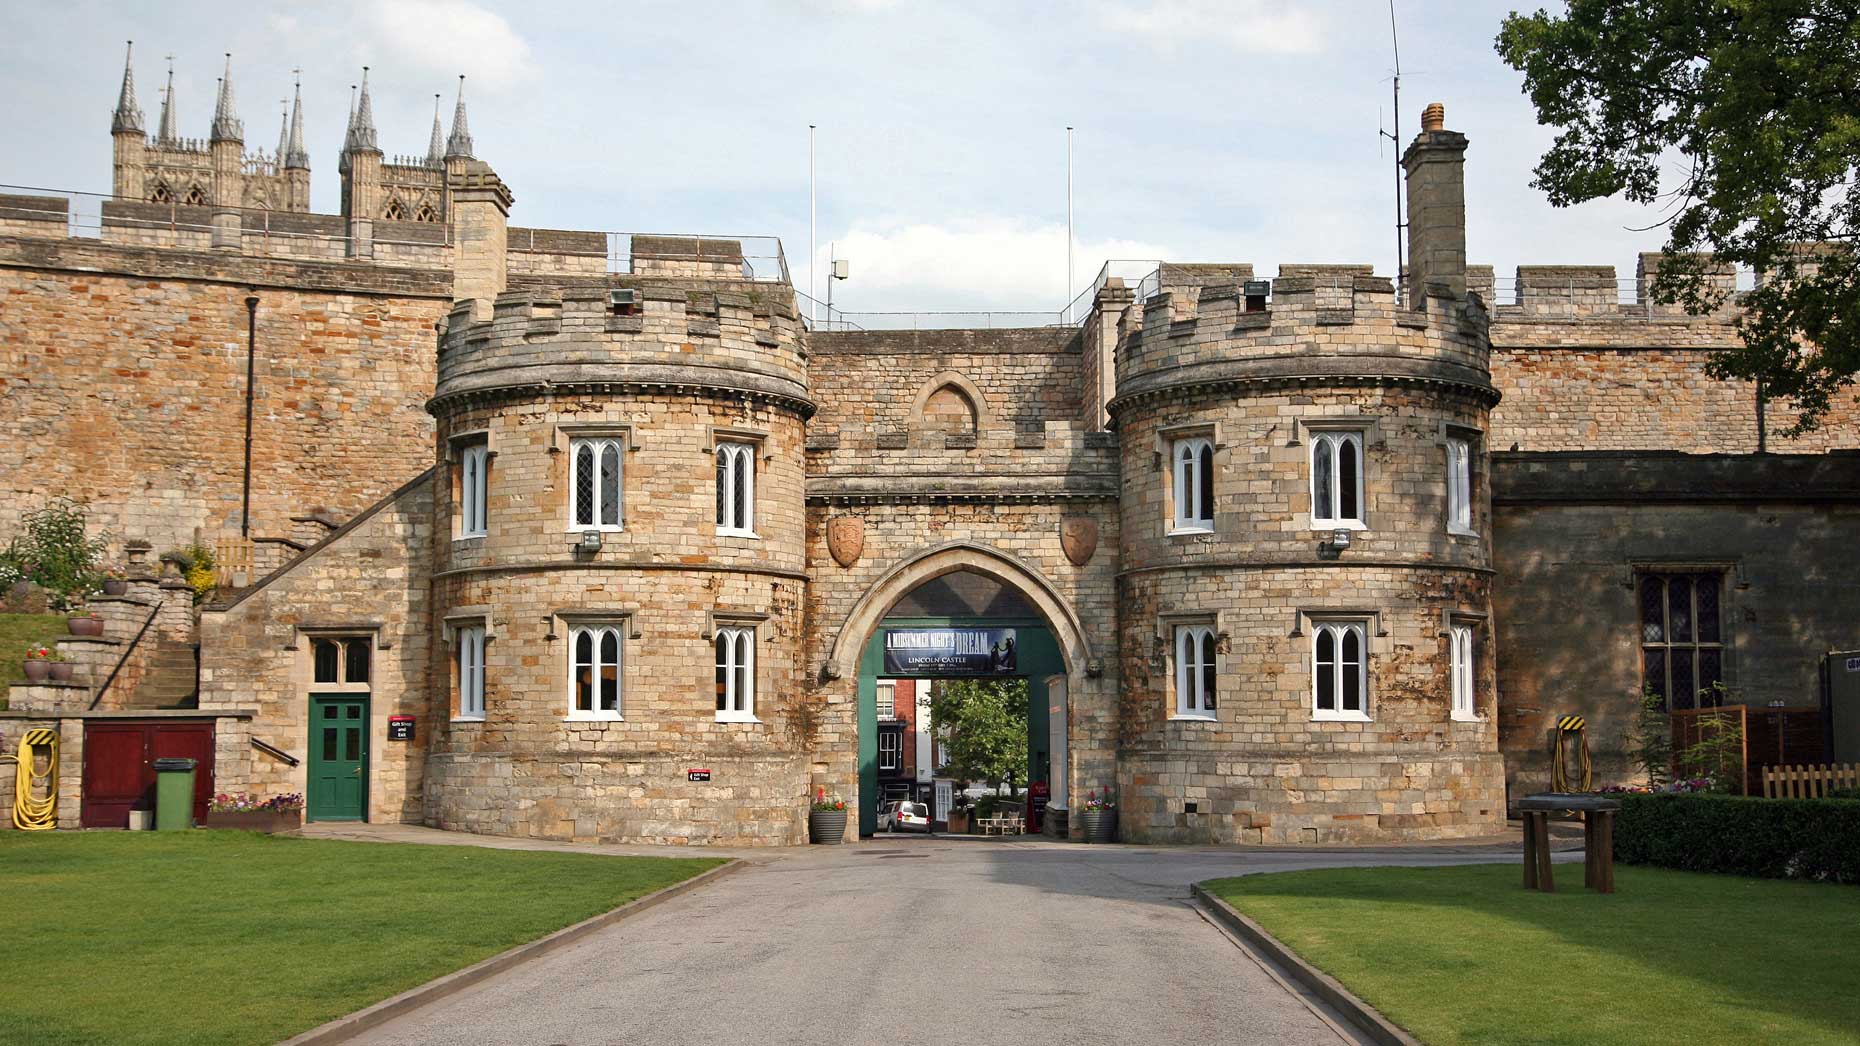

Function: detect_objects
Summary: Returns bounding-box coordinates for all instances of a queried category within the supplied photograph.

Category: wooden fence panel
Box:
[1761,763,1860,799]
[213,537,254,589]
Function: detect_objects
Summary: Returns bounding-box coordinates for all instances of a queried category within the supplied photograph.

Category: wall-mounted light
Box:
[1331,528,1352,550]
[578,529,602,553]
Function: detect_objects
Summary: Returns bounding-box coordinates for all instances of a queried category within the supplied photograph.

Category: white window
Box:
[1312,621,1369,721]
[715,626,756,721]
[1310,431,1365,529]
[876,681,896,720]
[1450,623,1477,721]
[1174,624,1217,718]
[456,625,485,720]
[570,438,624,530]
[568,625,623,719]
[1446,437,1473,534]
[459,444,488,538]
[1171,437,1215,533]
[716,442,756,535]
[878,729,902,770]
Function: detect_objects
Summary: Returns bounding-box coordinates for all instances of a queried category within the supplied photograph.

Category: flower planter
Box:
[1078,809,1117,843]
[67,615,103,637]
[22,660,50,683]
[102,579,129,596]
[946,810,971,834]
[48,661,74,682]
[208,809,303,833]
[808,809,847,845]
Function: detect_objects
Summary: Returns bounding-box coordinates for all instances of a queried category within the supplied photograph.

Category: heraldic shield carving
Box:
[1060,516,1098,566]
[827,515,864,567]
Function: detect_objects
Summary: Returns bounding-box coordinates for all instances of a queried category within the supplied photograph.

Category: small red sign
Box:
[388,715,415,741]
[687,768,711,782]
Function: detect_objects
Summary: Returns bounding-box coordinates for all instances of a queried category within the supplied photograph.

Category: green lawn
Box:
[0,612,66,693]
[0,832,724,1046]
[1206,865,1860,1046]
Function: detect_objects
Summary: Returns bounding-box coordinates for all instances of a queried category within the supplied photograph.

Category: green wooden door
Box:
[307,695,368,821]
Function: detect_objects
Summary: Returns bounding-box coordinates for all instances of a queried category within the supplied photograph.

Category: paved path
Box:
[347,830,1577,1046]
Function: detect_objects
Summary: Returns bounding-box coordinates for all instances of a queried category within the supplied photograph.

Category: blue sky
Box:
[1,0,1665,312]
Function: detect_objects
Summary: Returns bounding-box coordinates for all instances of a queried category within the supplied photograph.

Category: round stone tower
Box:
[423,279,813,845]
[1107,108,1505,843]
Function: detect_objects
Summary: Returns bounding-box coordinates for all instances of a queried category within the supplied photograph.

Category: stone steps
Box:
[129,642,197,709]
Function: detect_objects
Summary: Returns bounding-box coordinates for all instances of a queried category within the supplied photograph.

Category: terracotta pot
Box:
[808,809,847,845]
[67,615,104,637]
[48,661,74,682]
[21,660,50,683]
[102,579,128,596]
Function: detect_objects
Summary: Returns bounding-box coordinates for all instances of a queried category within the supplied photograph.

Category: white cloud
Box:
[361,0,535,88]
[810,218,1174,314]
[1093,0,1329,56]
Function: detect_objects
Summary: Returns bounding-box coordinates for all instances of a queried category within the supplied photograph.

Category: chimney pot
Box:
[1421,102,1445,133]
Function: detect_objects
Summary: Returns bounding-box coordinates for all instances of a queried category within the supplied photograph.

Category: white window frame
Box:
[878,728,902,771]
[1312,620,1370,721]
[567,624,625,720]
[1173,624,1217,720]
[1449,623,1477,721]
[876,681,896,720]
[1170,437,1215,534]
[716,441,757,537]
[715,625,757,722]
[456,625,486,721]
[568,437,625,532]
[1310,431,1366,530]
[458,443,489,539]
[1446,436,1475,536]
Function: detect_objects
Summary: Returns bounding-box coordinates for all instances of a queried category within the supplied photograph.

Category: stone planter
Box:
[1078,809,1117,843]
[947,810,971,834]
[21,659,50,683]
[808,809,847,845]
[67,615,103,637]
[208,809,304,833]
[102,579,129,596]
[48,661,74,682]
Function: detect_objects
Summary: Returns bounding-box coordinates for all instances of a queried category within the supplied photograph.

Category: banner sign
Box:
[883,628,1018,675]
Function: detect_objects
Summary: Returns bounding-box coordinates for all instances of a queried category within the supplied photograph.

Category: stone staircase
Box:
[7,549,198,715]
[129,638,198,709]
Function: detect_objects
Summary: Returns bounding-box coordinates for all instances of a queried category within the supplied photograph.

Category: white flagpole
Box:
[1066,126,1075,322]
[809,124,817,326]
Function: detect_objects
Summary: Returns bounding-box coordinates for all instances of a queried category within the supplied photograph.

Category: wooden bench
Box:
[1517,793,1620,894]
[1762,763,1859,799]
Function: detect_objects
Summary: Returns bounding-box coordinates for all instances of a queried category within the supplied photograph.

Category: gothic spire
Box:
[112,41,145,135]
[445,75,473,159]
[284,79,309,170]
[426,94,445,165]
[210,53,243,142]
[156,61,178,145]
[344,67,379,153]
[339,83,355,172]
[276,108,289,164]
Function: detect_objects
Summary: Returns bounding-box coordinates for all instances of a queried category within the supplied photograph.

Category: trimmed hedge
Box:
[1615,792,1860,883]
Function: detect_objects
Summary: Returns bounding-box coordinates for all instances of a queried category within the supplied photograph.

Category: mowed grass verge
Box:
[0,832,725,1046]
[1205,864,1860,1046]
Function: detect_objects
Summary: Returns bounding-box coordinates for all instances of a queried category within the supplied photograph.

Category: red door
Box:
[80,721,216,828]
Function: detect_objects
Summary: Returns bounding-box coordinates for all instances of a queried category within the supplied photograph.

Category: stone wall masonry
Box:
[197,473,435,819]
[0,235,450,552]
[809,328,1083,438]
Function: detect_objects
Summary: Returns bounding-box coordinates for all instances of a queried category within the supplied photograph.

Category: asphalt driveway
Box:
[347,834,1558,1046]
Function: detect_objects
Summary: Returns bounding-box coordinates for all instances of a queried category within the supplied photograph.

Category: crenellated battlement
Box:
[1109,264,1493,414]
[431,280,812,417]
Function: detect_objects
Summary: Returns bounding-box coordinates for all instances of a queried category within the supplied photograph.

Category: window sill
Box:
[1167,713,1217,722]
[1312,712,1372,723]
[1167,525,1215,537]
[1311,520,1368,532]
[1446,525,1480,539]
[564,525,626,534]
[453,533,487,543]
[715,714,762,724]
[717,529,761,540]
[564,713,624,723]
[1450,713,1484,724]
[451,715,485,724]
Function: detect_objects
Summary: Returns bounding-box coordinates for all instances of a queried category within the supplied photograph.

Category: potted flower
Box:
[207,792,305,833]
[66,606,103,637]
[809,787,847,844]
[45,647,73,683]
[21,646,53,684]
[101,568,128,597]
[1078,789,1118,843]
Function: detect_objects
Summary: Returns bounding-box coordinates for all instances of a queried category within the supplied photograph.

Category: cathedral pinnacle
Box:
[112,41,145,135]
[446,75,473,160]
[427,94,445,165]
[285,78,309,170]
[344,67,380,154]
[156,60,178,145]
[211,53,243,142]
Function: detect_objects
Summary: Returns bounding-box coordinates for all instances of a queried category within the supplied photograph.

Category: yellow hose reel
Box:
[11,728,59,830]
[1550,714,1592,793]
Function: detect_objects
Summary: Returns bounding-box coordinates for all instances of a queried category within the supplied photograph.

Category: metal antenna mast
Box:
[1378,0,1407,302]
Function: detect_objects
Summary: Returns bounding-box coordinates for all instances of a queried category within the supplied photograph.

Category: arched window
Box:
[182,184,208,206]
[1446,436,1474,534]
[413,202,439,223]
[1171,437,1215,532]
[715,627,756,722]
[1313,620,1369,720]
[383,197,407,220]
[1174,624,1217,718]
[1310,431,1365,528]
[149,182,175,204]
[716,441,756,535]
[568,625,624,719]
[570,437,623,529]
[921,384,977,433]
[455,625,486,720]
[1449,623,1476,720]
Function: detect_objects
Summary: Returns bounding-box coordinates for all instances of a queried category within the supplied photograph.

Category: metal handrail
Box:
[251,737,300,767]
[89,606,160,711]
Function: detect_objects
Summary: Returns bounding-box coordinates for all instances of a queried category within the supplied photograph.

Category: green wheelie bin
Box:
[153,757,198,830]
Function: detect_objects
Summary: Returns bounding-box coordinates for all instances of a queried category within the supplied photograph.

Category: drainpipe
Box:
[1755,379,1768,454]
[242,292,260,536]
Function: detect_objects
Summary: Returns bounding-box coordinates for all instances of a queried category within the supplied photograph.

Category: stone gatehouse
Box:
[4,54,1858,845]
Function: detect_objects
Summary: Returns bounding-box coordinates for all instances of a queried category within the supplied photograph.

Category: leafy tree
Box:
[1,498,106,610]
[1626,687,1674,788]
[1498,2,1860,433]
[927,678,1028,795]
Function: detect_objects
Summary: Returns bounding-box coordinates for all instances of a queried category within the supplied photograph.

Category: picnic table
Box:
[1517,792,1621,894]
[977,813,1024,836]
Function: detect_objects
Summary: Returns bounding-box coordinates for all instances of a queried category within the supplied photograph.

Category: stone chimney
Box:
[1402,101,1469,305]
[448,160,514,317]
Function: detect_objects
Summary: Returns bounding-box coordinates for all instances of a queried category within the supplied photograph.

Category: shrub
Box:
[1,498,106,611]
[162,544,218,603]
[1615,792,1860,883]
